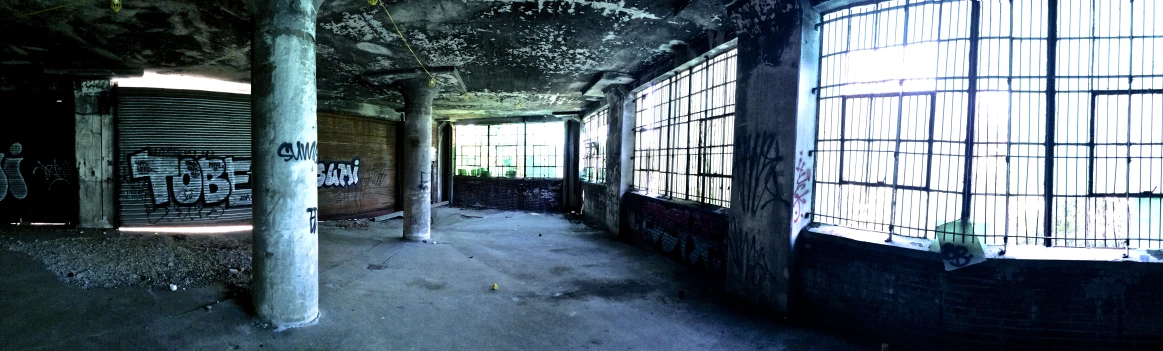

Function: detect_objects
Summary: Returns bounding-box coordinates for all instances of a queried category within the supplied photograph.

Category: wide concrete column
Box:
[725,0,818,315]
[363,68,464,242]
[398,79,438,241]
[249,0,323,329]
[603,84,634,235]
[74,80,115,229]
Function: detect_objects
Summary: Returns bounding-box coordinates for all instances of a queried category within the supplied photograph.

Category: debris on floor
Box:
[460,214,484,219]
[332,219,371,230]
[0,234,252,289]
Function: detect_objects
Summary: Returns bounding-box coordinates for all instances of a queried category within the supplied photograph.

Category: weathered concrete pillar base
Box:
[74,80,115,229]
[249,0,323,329]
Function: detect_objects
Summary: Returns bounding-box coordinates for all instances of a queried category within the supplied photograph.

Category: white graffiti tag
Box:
[0,143,28,201]
[129,150,252,207]
[317,158,360,188]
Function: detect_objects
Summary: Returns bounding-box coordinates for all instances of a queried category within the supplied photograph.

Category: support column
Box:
[249,0,323,329]
[603,85,634,235]
[75,80,115,228]
[431,123,443,205]
[563,118,582,212]
[725,0,817,315]
[399,79,438,241]
[363,67,464,242]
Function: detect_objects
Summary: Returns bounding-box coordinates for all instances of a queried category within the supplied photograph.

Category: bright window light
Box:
[112,71,251,94]
[119,225,253,234]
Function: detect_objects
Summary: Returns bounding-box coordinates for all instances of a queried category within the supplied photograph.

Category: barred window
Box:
[633,47,737,207]
[454,121,565,179]
[813,0,1163,249]
[581,107,608,183]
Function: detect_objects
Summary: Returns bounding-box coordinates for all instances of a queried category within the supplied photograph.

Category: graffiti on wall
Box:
[317,158,360,188]
[793,151,812,225]
[362,163,390,187]
[144,202,227,223]
[32,159,75,192]
[0,143,28,201]
[622,194,728,272]
[306,207,318,234]
[128,149,252,223]
[728,132,783,289]
[277,141,317,162]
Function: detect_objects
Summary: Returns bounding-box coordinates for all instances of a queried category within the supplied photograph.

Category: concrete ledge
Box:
[807,224,1163,263]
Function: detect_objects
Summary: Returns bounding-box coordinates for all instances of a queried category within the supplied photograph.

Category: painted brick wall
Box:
[451,176,562,212]
[620,192,729,274]
[792,231,1163,351]
[581,182,607,229]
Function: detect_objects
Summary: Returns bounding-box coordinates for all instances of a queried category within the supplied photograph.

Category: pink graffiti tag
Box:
[792,151,812,224]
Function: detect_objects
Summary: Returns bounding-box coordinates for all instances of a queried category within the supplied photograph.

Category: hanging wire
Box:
[6,0,89,21]
[375,2,467,94]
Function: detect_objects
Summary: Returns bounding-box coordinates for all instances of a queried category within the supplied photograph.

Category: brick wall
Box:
[451,176,562,212]
[792,231,1163,351]
[620,192,729,274]
[581,182,607,229]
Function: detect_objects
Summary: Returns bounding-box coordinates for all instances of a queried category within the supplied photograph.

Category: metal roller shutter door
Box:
[115,88,252,227]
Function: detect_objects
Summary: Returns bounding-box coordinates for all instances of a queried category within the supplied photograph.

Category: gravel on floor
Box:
[0,233,251,290]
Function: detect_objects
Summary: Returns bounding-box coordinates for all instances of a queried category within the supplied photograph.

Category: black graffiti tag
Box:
[306,207,319,234]
[277,141,317,162]
[941,243,974,268]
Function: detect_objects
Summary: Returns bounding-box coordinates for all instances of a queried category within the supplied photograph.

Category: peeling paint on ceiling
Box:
[0,0,732,119]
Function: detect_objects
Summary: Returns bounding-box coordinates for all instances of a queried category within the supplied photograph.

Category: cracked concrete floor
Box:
[0,207,867,350]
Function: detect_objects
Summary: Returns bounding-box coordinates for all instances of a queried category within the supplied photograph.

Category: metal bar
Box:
[523,121,528,178]
[1003,0,1015,252]
[1088,92,1097,196]
[1043,0,1058,247]
[959,0,982,237]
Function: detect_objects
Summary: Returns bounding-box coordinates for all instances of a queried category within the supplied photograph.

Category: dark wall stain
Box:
[620,192,729,274]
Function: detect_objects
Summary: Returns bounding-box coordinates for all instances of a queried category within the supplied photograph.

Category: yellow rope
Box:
[378,3,434,84]
[376,2,466,94]
[11,0,87,19]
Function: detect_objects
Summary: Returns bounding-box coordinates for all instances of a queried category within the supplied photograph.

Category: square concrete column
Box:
[249,0,324,329]
[725,0,819,315]
[603,84,635,235]
[74,80,115,229]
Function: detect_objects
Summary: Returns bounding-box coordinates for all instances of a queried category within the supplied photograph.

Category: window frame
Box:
[580,107,609,183]
[454,121,565,179]
[811,0,1163,249]
[631,44,738,208]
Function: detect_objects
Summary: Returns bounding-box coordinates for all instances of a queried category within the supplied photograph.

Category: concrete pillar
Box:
[74,80,115,228]
[431,124,442,204]
[249,0,323,329]
[725,0,817,315]
[603,85,634,235]
[563,119,582,212]
[398,79,438,241]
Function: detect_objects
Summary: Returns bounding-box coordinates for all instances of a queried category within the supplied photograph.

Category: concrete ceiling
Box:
[0,0,732,119]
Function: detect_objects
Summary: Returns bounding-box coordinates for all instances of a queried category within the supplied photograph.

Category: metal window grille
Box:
[454,121,564,179]
[581,108,608,183]
[489,123,524,178]
[813,0,1163,250]
[525,122,564,178]
[633,47,737,207]
[455,125,489,176]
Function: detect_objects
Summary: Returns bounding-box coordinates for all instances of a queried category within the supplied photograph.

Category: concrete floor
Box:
[0,207,866,350]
